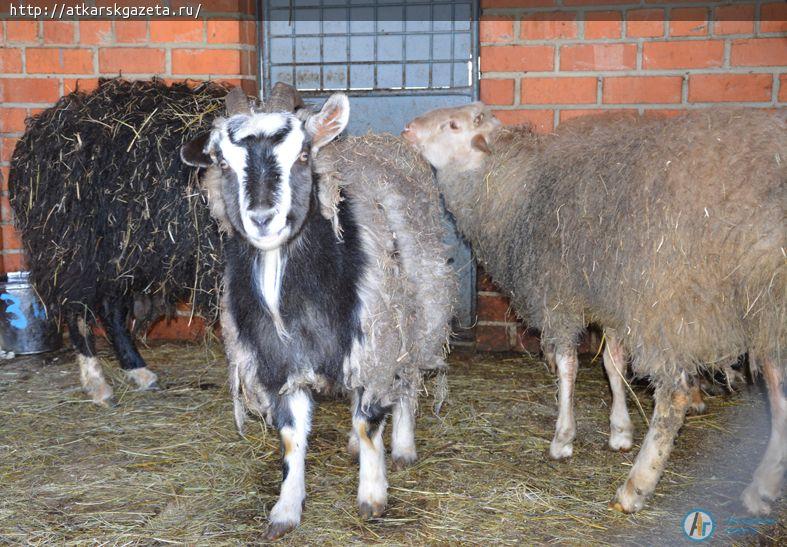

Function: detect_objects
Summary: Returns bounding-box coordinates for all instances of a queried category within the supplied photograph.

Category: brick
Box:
[584,11,622,39]
[626,9,664,38]
[730,38,787,67]
[114,20,148,43]
[669,8,709,37]
[481,45,554,72]
[603,76,683,104]
[0,167,9,192]
[482,0,556,7]
[207,20,242,44]
[521,77,597,105]
[43,21,75,44]
[642,109,686,119]
[79,20,112,45]
[1,225,22,251]
[0,48,23,73]
[146,316,206,341]
[493,109,554,132]
[761,3,787,33]
[0,78,60,103]
[560,43,636,71]
[477,293,515,322]
[514,326,541,353]
[0,107,28,132]
[150,20,204,43]
[0,137,17,162]
[480,78,515,106]
[780,75,787,103]
[27,48,94,74]
[99,48,165,74]
[564,0,629,5]
[688,73,772,103]
[643,40,724,69]
[520,12,578,40]
[475,324,511,352]
[480,16,514,43]
[171,48,242,75]
[713,4,755,35]
[6,20,38,42]
[2,252,28,273]
[63,78,100,94]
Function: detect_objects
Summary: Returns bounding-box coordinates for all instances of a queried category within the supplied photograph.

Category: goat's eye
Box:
[219,159,229,170]
[299,150,309,162]
[449,120,460,130]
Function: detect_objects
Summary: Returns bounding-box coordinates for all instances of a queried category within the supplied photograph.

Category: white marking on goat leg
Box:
[742,355,786,515]
[78,355,115,407]
[612,381,690,513]
[266,390,311,540]
[602,334,633,452]
[126,367,159,391]
[391,396,417,470]
[549,348,578,460]
[354,414,388,518]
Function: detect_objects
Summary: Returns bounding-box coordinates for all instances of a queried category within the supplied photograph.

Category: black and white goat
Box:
[181,88,454,538]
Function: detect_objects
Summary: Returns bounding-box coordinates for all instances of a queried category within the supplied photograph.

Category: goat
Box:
[181,87,454,539]
[403,104,785,515]
[9,79,226,406]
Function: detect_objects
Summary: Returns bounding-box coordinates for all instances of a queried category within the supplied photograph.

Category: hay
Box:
[8,79,228,326]
[1,343,782,544]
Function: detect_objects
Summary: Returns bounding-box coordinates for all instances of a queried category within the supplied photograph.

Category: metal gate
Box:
[260,0,479,330]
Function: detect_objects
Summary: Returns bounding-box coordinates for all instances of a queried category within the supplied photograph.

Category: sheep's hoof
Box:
[358,501,386,519]
[264,520,297,541]
[548,441,573,461]
[392,453,417,471]
[96,396,118,409]
[611,481,646,513]
[608,500,631,514]
[608,432,633,452]
[741,484,773,516]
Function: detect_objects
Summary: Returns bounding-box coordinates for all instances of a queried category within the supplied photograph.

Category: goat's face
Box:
[402,102,500,171]
[182,91,349,250]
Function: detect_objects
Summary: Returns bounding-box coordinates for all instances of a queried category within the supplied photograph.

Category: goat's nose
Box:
[249,209,275,231]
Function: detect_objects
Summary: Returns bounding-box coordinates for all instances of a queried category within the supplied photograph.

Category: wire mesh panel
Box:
[261,0,478,330]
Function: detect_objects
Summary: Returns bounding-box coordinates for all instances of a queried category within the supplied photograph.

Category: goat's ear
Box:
[471,133,492,154]
[180,132,213,168]
[306,93,349,151]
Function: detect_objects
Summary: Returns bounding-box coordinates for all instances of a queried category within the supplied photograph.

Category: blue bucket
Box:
[0,271,62,355]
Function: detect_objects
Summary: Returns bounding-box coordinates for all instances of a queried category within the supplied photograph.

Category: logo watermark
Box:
[683,509,715,542]
[724,516,777,536]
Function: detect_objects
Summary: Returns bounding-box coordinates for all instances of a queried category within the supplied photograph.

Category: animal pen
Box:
[1,1,786,545]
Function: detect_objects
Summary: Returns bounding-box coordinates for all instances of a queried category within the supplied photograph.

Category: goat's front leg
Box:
[549,344,579,460]
[353,392,390,519]
[611,378,690,513]
[602,332,633,452]
[391,395,417,470]
[266,389,312,541]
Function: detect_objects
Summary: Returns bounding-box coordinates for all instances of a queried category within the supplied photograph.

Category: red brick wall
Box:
[476,0,786,351]
[0,6,257,338]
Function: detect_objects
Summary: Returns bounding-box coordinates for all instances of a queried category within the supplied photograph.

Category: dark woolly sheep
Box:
[403,105,785,515]
[9,79,227,405]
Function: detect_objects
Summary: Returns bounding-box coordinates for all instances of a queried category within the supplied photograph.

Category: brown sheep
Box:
[402,104,786,515]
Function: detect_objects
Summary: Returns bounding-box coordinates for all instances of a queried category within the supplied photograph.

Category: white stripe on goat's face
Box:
[213,112,309,251]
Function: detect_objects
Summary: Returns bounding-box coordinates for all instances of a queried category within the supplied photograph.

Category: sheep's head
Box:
[181,86,349,251]
[402,102,501,171]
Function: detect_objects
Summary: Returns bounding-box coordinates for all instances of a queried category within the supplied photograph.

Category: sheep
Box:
[180,87,455,539]
[402,104,785,515]
[8,79,226,406]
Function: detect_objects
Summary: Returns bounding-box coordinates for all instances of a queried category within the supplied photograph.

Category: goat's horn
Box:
[263,82,304,113]
[225,87,251,116]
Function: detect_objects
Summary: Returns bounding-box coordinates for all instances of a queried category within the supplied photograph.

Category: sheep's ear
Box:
[471,133,492,154]
[180,132,213,167]
[306,93,349,151]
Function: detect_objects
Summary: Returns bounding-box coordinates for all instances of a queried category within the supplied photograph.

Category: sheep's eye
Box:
[449,120,460,130]
[299,150,309,162]
[219,159,229,170]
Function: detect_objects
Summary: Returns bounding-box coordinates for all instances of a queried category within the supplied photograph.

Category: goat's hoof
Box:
[265,520,297,541]
[548,441,573,460]
[127,367,159,391]
[612,481,645,513]
[608,500,630,513]
[392,453,417,471]
[742,484,773,516]
[141,381,160,392]
[608,433,633,452]
[97,396,118,409]
[688,401,707,415]
[358,501,386,519]
[347,436,360,463]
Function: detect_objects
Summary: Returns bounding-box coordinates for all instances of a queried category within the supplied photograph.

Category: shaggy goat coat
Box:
[440,110,785,383]
[8,79,226,326]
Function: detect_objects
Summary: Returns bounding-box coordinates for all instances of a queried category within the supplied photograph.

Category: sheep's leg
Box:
[612,380,690,513]
[67,315,115,407]
[266,389,312,541]
[353,391,390,519]
[602,332,633,452]
[391,395,417,470]
[742,355,785,515]
[549,345,578,460]
[99,298,158,391]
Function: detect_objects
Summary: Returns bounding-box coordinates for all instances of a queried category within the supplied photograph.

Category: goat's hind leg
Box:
[612,378,691,513]
[67,314,115,406]
[99,298,158,391]
[353,391,390,519]
[742,355,786,515]
[266,389,313,541]
[391,395,417,470]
